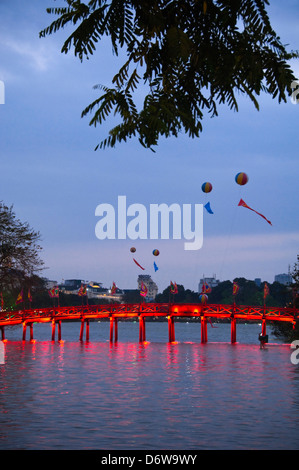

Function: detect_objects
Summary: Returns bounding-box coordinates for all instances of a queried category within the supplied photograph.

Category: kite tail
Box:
[133,258,145,270]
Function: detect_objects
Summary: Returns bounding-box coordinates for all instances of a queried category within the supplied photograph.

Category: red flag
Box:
[140,281,148,297]
[0,292,4,310]
[170,281,178,294]
[201,283,211,294]
[111,282,117,295]
[78,285,87,296]
[28,288,32,303]
[238,199,272,226]
[264,282,269,299]
[49,286,59,298]
[233,282,239,296]
[16,289,23,304]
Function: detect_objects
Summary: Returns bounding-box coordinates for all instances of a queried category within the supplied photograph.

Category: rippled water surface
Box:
[0,321,298,450]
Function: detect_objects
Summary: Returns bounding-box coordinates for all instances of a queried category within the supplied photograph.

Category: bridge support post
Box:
[29,323,34,341]
[262,319,266,336]
[139,316,146,342]
[201,316,207,343]
[22,322,27,341]
[168,316,175,342]
[231,318,236,344]
[79,318,85,341]
[51,319,56,341]
[86,319,89,342]
[114,318,118,343]
[57,321,62,341]
[110,317,115,343]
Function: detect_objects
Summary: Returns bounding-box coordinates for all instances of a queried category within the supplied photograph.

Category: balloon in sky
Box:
[235,172,248,185]
[152,249,160,256]
[201,182,213,193]
[130,247,136,253]
[199,294,208,304]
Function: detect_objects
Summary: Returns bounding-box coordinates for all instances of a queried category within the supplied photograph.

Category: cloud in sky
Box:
[0,0,299,291]
[2,37,54,72]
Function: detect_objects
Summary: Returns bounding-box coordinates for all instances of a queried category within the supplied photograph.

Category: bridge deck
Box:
[0,302,297,325]
[0,303,297,343]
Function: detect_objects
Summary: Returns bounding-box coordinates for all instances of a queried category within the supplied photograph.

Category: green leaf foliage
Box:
[40,0,299,150]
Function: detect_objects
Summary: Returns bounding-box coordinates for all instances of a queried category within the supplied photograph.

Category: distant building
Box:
[274,273,292,286]
[254,278,262,287]
[63,279,85,290]
[138,275,158,301]
[60,279,89,295]
[198,275,219,293]
[43,279,58,290]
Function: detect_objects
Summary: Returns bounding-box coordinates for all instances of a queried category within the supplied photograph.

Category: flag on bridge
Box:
[140,282,148,297]
[170,281,178,294]
[263,282,269,300]
[49,286,59,298]
[28,288,32,303]
[111,282,117,295]
[78,285,87,296]
[201,283,211,294]
[233,282,239,296]
[16,289,23,304]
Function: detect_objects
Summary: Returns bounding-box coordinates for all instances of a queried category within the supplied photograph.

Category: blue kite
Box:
[204,202,214,214]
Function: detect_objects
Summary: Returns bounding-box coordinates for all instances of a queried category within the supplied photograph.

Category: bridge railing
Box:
[0,302,297,325]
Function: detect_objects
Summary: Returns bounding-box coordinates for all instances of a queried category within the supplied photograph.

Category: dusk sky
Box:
[1,0,298,292]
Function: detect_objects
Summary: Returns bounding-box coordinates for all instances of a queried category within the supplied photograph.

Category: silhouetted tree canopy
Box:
[0,202,44,293]
[40,0,298,151]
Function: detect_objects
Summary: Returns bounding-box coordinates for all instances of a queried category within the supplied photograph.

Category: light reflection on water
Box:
[0,322,298,450]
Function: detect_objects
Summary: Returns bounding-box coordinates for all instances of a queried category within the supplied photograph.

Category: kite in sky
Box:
[133,258,145,270]
[204,202,214,214]
[238,199,272,226]
[202,182,214,214]
[153,262,159,272]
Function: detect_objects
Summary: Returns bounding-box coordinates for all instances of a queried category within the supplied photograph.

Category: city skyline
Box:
[1,0,298,291]
[46,267,293,293]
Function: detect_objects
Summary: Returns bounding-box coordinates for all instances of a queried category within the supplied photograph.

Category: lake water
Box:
[0,321,298,450]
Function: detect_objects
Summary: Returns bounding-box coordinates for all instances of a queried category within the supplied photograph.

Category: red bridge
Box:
[0,302,297,343]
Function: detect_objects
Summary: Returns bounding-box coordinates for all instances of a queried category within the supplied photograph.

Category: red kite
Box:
[238,199,272,226]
